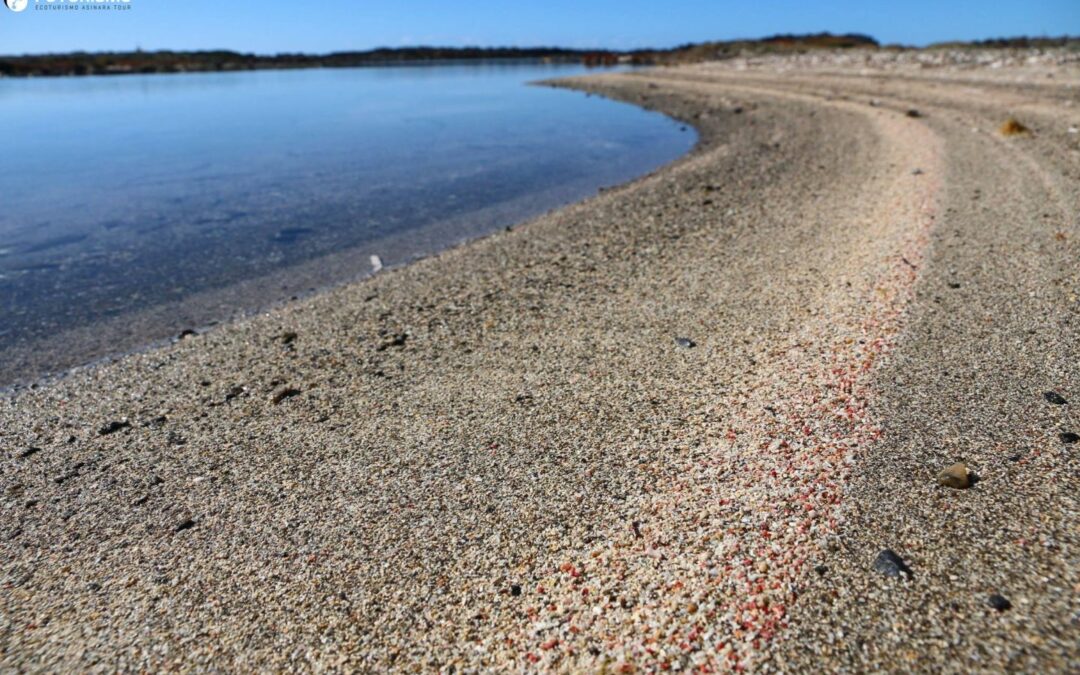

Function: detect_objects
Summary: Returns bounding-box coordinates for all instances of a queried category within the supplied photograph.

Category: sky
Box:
[0,0,1077,56]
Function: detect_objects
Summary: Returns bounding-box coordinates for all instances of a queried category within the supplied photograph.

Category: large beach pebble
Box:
[873,549,913,578]
[936,462,971,489]
[1043,391,1067,405]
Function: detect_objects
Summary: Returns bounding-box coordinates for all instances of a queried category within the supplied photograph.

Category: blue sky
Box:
[0,0,1077,56]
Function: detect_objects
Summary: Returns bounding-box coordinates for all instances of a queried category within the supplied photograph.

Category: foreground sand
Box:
[2,55,1078,671]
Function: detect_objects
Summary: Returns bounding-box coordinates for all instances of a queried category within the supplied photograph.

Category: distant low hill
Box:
[0,46,614,77]
[1,34,1076,78]
[626,32,880,64]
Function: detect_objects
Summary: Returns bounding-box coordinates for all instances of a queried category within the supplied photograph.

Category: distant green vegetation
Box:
[2,34,1076,78]
[627,32,881,64]
[0,47,612,77]
[927,36,1079,49]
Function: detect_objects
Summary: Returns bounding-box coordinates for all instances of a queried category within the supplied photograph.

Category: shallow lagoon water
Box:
[0,62,695,385]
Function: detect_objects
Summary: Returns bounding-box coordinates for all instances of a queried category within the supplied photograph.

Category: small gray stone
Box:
[873,549,912,578]
[674,337,696,349]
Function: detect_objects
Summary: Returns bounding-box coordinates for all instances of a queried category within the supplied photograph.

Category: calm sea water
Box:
[0,62,694,385]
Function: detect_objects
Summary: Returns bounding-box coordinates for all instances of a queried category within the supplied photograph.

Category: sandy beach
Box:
[2,52,1078,671]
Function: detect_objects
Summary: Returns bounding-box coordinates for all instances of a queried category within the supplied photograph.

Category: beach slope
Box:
[2,56,1078,671]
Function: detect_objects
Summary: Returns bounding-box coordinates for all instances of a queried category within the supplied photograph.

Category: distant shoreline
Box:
[4,33,1074,78]
[0,47,627,78]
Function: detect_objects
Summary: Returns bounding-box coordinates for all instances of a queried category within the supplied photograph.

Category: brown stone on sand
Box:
[936,462,971,489]
[999,117,1029,136]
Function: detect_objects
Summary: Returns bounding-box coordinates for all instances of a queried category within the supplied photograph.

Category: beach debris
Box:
[370,255,383,273]
[98,420,131,436]
[999,117,1030,136]
[1068,126,1078,135]
[905,109,922,118]
[674,337,696,349]
[814,564,829,576]
[986,593,1012,611]
[19,447,42,459]
[873,549,913,578]
[271,387,301,404]
[174,518,196,533]
[936,462,971,489]
[1043,391,1068,405]
[278,331,298,345]
[947,281,961,289]
[1059,432,1079,444]
[732,106,744,114]
[177,328,198,340]
[510,584,522,597]
[376,333,408,351]
[911,168,924,175]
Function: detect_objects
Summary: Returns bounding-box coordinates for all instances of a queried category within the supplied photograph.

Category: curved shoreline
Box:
[2,62,1078,672]
[0,76,695,392]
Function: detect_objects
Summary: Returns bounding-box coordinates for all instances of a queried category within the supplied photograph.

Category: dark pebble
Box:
[873,549,913,578]
[279,331,298,345]
[1060,432,1079,444]
[376,333,409,351]
[19,447,42,459]
[814,564,829,576]
[272,388,302,404]
[674,337,696,349]
[510,584,522,597]
[1043,391,1068,405]
[947,281,961,289]
[177,329,197,339]
[98,420,130,435]
[86,582,102,592]
[987,593,1011,611]
[906,109,922,118]
[174,518,196,532]
[732,106,743,114]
